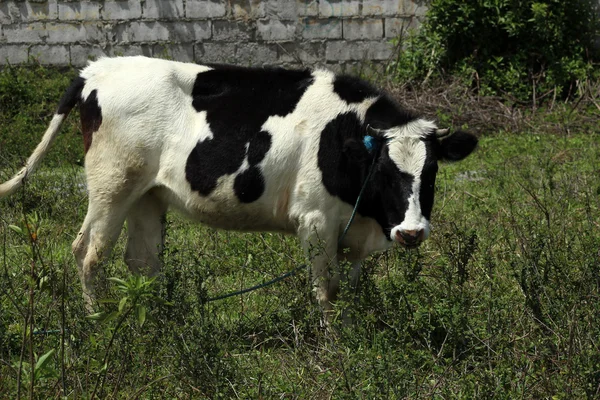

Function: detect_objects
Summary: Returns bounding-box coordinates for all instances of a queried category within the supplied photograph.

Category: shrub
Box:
[392,0,600,101]
[0,64,82,169]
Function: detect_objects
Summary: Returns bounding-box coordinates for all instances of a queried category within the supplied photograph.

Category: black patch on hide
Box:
[186,65,313,202]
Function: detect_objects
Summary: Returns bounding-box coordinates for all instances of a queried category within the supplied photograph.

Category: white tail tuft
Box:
[0,114,65,198]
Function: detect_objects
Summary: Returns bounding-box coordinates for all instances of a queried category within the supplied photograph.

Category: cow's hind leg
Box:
[73,151,151,311]
[124,190,167,277]
[72,201,130,312]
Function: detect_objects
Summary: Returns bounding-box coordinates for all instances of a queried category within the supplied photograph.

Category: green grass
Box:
[1,65,599,399]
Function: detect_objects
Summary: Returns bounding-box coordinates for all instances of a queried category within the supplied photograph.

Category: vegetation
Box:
[1,53,599,398]
[391,0,600,102]
[0,64,81,167]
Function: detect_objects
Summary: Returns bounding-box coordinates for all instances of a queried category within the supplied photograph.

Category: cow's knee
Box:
[71,232,87,267]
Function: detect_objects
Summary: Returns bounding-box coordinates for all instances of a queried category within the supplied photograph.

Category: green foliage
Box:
[13,349,58,390]
[391,0,600,101]
[1,67,599,397]
[1,127,599,398]
[88,275,166,327]
[0,64,82,169]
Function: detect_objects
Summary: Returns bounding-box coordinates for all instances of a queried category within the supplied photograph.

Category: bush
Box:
[0,64,82,169]
[392,0,600,101]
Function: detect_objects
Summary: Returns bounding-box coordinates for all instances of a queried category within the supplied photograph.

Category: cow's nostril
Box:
[398,229,423,243]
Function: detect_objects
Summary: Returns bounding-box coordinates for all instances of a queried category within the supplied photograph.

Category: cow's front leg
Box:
[337,254,363,325]
[298,212,339,323]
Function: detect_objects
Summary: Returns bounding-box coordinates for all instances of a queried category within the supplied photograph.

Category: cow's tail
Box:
[0,77,85,198]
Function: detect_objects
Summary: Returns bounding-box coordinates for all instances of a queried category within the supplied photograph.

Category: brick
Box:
[153,43,195,63]
[277,41,325,64]
[110,44,153,57]
[362,0,402,16]
[319,0,360,18]
[102,1,142,20]
[70,45,109,66]
[186,0,228,18]
[196,42,236,63]
[343,18,383,40]
[326,40,393,61]
[4,23,48,43]
[297,0,318,17]
[257,19,296,41]
[164,21,212,42]
[384,16,420,38]
[58,2,101,20]
[29,45,70,65]
[0,2,18,24]
[115,21,169,42]
[333,60,386,78]
[16,0,58,21]
[116,21,211,43]
[143,0,184,19]
[212,20,254,41]
[300,18,341,39]
[230,0,266,19]
[46,22,105,44]
[323,62,344,73]
[403,0,428,17]
[265,0,298,20]
[0,45,29,64]
[235,42,278,65]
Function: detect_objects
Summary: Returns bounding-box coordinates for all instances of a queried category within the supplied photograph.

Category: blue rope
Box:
[206,264,308,302]
[339,144,379,244]
[205,146,380,303]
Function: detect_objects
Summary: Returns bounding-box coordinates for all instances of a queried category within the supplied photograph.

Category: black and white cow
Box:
[0,56,477,318]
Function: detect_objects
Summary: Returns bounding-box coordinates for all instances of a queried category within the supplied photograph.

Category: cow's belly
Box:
[153,175,296,234]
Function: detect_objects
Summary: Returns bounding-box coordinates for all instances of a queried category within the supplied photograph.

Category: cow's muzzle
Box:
[394,229,425,248]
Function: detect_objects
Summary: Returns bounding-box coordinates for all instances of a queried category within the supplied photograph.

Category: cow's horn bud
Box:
[435,128,450,138]
[366,124,385,135]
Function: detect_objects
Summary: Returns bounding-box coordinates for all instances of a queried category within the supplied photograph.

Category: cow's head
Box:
[365,120,477,248]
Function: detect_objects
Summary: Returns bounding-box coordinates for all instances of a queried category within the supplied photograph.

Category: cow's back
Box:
[77,57,379,235]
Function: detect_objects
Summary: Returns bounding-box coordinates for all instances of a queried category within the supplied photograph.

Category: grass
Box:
[0,65,599,399]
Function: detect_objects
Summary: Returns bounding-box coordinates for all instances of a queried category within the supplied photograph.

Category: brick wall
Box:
[0,0,427,69]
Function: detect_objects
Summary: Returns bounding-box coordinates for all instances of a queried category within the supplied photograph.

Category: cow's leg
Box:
[337,254,363,297]
[336,255,363,325]
[73,144,150,312]
[72,201,129,312]
[298,212,339,323]
[124,190,167,276]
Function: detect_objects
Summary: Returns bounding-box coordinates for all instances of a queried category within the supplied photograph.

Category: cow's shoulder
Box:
[186,64,315,203]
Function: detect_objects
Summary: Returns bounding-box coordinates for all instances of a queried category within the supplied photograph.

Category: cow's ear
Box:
[438,131,478,161]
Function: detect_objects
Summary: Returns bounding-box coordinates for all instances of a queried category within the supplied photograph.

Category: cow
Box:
[0,56,477,320]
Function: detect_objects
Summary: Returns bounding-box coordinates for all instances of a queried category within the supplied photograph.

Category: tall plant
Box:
[393,0,600,101]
